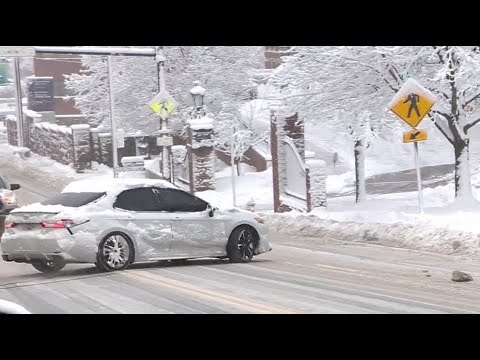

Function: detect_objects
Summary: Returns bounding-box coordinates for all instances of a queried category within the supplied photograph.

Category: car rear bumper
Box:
[1,229,98,263]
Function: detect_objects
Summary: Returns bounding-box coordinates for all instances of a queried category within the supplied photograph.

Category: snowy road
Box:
[1,233,480,313]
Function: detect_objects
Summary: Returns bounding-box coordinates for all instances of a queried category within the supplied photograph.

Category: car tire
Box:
[31,259,66,273]
[96,232,134,272]
[226,226,257,263]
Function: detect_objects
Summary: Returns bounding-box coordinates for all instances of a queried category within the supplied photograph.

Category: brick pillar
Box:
[270,111,281,212]
[283,112,305,160]
[187,117,215,193]
[71,124,92,172]
[270,111,291,213]
[306,159,327,211]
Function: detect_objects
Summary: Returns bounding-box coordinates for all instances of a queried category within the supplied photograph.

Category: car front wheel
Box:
[96,232,134,272]
[227,226,257,263]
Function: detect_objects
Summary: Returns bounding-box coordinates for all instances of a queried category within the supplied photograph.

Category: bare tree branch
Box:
[465,91,480,105]
[464,117,480,133]
[429,114,455,145]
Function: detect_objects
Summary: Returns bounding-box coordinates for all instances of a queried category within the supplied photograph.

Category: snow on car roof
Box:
[62,178,177,194]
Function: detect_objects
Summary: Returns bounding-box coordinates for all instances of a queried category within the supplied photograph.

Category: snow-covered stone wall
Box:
[30,122,74,167]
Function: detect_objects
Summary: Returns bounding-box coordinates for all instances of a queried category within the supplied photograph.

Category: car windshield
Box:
[41,192,106,207]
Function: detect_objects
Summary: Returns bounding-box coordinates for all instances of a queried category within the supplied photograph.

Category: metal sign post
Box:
[413,142,424,213]
[388,78,437,214]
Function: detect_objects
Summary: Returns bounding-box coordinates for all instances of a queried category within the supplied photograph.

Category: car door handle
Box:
[172,217,181,221]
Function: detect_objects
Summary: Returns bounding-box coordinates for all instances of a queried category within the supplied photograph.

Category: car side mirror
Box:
[207,204,215,218]
[9,184,20,191]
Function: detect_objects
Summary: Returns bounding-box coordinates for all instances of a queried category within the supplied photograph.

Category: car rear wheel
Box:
[31,259,66,273]
[227,226,256,263]
[96,232,134,272]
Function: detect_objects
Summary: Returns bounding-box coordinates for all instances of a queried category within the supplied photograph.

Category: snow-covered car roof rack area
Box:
[61,178,177,194]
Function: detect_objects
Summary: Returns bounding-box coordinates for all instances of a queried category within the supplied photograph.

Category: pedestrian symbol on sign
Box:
[404,93,421,118]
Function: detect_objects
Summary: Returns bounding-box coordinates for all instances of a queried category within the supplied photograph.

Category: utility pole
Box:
[12,58,24,147]
[106,56,119,178]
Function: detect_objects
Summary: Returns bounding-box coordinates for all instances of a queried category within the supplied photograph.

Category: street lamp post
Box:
[190,81,205,118]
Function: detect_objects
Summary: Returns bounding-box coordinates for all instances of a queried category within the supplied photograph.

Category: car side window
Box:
[153,188,208,213]
[114,188,160,211]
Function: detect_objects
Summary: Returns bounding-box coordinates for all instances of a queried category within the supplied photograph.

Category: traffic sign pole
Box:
[414,141,424,214]
[389,78,436,215]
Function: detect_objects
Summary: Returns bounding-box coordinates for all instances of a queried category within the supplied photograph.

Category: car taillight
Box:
[1,196,16,204]
[41,219,88,229]
[5,221,16,229]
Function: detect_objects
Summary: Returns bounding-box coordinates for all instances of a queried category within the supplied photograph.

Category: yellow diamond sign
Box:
[149,91,177,120]
[388,78,437,128]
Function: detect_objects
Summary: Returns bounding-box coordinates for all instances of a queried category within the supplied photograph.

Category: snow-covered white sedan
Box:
[1,179,271,273]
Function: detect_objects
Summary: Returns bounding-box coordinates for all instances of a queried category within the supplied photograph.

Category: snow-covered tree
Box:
[164,47,266,174]
[271,46,400,202]
[272,46,480,203]
[214,101,268,176]
[64,54,158,135]
[65,46,264,144]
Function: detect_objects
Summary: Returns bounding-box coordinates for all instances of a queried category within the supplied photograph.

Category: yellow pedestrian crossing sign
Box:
[388,78,437,128]
[149,91,177,120]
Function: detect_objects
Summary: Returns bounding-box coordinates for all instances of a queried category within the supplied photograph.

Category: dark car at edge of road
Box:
[0,176,21,237]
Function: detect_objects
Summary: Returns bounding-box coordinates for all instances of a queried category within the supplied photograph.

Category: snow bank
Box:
[266,212,480,259]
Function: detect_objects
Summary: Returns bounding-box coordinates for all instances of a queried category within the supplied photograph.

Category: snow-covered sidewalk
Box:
[264,182,480,260]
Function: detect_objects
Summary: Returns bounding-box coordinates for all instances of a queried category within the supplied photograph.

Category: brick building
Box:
[33,54,86,126]
[264,46,294,69]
